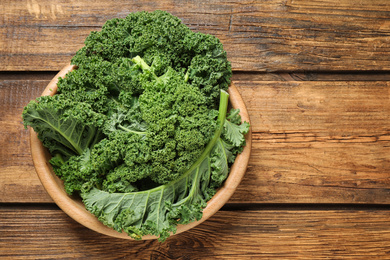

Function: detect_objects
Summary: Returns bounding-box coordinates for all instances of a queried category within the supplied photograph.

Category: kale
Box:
[22,10,248,241]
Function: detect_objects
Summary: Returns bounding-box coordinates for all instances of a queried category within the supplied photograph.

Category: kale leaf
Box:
[81,90,249,242]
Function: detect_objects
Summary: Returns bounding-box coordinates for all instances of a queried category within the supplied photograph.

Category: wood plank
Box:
[0,80,52,202]
[1,208,390,259]
[230,81,390,203]
[240,80,390,134]
[233,72,390,82]
[2,80,390,204]
[1,0,390,71]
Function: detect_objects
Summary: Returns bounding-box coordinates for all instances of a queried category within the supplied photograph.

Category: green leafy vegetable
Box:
[22,10,249,241]
[82,91,234,241]
[22,94,105,161]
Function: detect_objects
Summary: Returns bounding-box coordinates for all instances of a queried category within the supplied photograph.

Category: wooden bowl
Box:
[30,64,252,240]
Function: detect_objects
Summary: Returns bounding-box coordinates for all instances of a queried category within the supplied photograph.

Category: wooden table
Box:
[2,1,390,258]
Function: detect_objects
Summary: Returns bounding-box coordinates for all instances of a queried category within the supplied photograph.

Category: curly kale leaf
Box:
[103,96,147,136]
[49,55,222,195]
[22,94,105,161]
[70,10,231,106]
[81,90,231,242]
[52,148,97,195]
[223,109,250,147]
[133,55,220,184]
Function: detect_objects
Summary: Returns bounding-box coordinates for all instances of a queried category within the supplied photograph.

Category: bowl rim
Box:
[30,64,252,240]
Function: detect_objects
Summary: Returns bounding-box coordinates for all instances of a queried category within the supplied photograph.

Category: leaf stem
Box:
[118,124,147,135]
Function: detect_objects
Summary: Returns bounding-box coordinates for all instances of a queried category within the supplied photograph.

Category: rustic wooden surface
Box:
[2,0,390,71]
[1,0,390,259]
[2,207,390,259]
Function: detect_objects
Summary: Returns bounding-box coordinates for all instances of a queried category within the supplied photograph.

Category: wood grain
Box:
[2,1,390,258]
[1,0,390,71]
[233,72,390,82]
[1,208,390,259]
[0,80,51,202]
[2,79,390,204]
[231,81,390,203]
